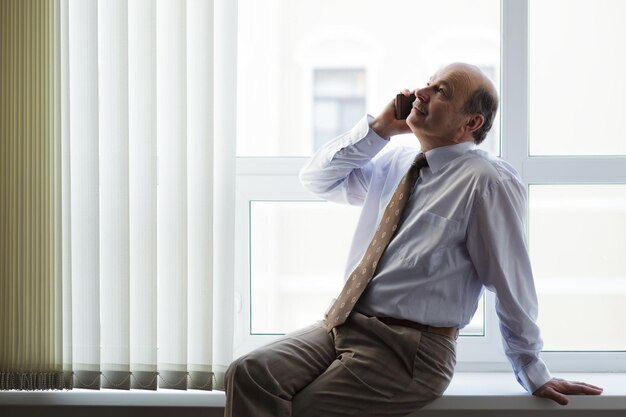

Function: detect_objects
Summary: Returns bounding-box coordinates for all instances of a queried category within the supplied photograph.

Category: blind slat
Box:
[98,0,131,381]
[67,0,101,381]
[187,0,214,387]
[128,0,158,378]
[156,0,189,383]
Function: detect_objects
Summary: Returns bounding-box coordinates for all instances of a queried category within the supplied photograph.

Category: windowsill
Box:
[1,373,625,411]
[423,372,626,411]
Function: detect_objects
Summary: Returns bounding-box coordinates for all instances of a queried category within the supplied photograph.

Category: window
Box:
[526,0,626,365]
[233,0,500,361]
[225,0,626,372]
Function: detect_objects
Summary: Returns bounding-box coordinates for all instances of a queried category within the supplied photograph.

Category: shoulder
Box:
[454,149,526,203]
[461,149,522,183]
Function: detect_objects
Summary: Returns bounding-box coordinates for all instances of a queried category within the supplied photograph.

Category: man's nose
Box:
[415,87,429,103]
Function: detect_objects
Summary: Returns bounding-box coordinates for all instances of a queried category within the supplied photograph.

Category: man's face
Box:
[406,65,478,150]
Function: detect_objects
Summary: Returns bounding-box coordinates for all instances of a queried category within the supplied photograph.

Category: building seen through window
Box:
[312,68,366,151]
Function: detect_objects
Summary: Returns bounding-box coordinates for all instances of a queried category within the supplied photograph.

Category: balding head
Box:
[444,63,499,145]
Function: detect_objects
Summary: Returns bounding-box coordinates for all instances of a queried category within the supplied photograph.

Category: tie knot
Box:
[411,153,428,170]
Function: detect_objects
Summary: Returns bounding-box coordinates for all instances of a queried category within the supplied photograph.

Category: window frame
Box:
[501,0,626,372]
[223,0,626,372]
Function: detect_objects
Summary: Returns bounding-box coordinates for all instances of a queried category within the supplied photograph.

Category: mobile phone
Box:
[394,93,416,120]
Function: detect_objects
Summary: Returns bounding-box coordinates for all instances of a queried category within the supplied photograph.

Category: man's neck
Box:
[417,136,474,152]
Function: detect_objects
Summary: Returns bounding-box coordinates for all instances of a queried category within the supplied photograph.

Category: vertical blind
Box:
[0,0,218,391]
[1,0,61,390]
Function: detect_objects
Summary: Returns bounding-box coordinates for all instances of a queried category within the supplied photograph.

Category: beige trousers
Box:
[224,312,456,417]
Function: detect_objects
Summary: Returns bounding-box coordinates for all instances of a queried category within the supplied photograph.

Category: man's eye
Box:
[437,88,446,95]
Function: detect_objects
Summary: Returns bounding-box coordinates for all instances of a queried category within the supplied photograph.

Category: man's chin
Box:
[405,119,422,139]
[405,113,421,131]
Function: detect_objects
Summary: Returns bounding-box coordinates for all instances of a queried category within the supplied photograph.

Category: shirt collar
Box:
[424,141,476,174]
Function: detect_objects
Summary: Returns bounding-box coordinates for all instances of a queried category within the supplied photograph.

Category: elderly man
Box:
[224,62,602,417]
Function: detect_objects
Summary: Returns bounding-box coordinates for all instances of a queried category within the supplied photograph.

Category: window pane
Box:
[340,100,368,132]
[529,185,626,350]
[464,295,485,337]
[313,100,340,133]
[237,0,500,156]
[529,0,626,155]
[250,201,485,337]
[250,201,361,334]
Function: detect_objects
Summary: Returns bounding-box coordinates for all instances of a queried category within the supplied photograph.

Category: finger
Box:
[534,386,568,406]
[560,384,588,395]
[557,378,602,391]
[582,386,604,395]
[578,382,604,392]
[400,88,412,96]
[561,382,603,395]
[544,387,570,406]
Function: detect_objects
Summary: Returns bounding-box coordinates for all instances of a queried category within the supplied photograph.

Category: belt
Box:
[376,316,459,340]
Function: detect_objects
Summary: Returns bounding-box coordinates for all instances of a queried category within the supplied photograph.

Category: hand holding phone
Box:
[394,93,416,120]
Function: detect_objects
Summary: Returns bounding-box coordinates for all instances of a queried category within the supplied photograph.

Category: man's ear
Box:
[465,114,485,135]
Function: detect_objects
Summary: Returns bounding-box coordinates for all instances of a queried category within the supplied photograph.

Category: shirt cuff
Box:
[517,358,553,393]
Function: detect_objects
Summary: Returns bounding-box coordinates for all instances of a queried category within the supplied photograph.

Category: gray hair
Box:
[464,86,499,145]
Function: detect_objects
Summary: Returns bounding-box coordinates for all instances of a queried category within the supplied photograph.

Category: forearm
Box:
[299,115,388,204]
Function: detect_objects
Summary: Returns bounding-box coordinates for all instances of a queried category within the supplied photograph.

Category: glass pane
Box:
[314,69,366,97]
[340,100,367,132]
[530,0,626,155]
[529,185,626,350]
[237,0,501,156]
[250,201,361,334]
[463,295,485,337]
[313,100,340,132]
[250,201,485,337]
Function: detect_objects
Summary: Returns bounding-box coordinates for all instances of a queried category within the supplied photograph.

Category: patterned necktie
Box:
[325,153,428,331]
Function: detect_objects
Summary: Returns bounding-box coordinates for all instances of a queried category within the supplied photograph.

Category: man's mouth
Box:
[413,101,427,116]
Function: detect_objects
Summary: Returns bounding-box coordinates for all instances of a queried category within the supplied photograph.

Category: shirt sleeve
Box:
[466,177,553,393]
[299,115,389,206]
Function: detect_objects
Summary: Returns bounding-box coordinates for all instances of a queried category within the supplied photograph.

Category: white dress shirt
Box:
[299,115,552,393]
